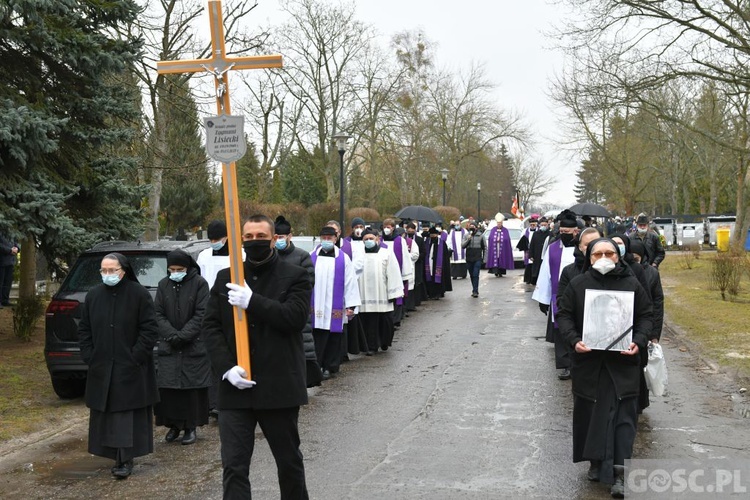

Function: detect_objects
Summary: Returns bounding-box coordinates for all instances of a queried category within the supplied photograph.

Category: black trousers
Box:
[219,407,308,500]
[0,264,13,305]
[312,328,344,373]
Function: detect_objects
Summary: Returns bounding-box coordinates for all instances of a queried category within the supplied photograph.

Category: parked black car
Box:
[44,239,211,398]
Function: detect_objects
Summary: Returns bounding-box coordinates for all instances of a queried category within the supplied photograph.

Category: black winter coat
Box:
[203,252,311,410]
[154,269,212,389]
[79,279,160,412]
[640,264,664,341]
[0,234,19,267]
[556,263,653,402]
[277,242,317,366]
[630,230,665,267]
[528,230,551,280]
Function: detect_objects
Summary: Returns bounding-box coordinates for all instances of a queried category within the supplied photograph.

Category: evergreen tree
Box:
[236,139,263,202]
[282,146,327,206]
[0,1,145,286]
[156,75,217,235]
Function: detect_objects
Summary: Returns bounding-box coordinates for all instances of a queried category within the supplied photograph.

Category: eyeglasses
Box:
[591,251,617,259]
[100,267,122,275]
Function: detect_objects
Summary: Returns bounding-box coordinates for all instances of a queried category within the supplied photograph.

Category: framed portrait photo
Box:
[581,289,635,350]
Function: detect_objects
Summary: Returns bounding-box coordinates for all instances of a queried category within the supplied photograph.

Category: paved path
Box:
[1,270,748,499]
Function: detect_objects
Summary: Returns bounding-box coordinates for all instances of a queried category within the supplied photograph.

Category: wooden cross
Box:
[157,0,282,380]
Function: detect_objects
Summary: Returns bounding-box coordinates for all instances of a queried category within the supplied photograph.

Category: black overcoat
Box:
[556,263,653,401]
[203,252,311,410]
[277,242,321,387]
[79,279,160,412]
[154,269,212,389]
[528,230,551,280]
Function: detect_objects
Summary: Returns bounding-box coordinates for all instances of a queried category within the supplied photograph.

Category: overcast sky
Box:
[242,0,579,208]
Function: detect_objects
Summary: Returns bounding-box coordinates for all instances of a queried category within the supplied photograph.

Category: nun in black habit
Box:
[78,252,160,479]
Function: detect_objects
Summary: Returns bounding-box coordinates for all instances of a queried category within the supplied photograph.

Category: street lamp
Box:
[498,190,503,213]
[440,168,449,206]
[333,132,351,230]
[477,182,481,221]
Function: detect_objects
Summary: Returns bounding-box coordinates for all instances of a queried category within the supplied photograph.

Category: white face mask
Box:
[592,258,616,275]
[383,228,392,236]
[354,228,363,237]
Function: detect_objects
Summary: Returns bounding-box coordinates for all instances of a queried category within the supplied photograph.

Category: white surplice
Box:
[358,247,404,313]
[196,247,246,290]
[382,236,414,283]
[311,247,361,331]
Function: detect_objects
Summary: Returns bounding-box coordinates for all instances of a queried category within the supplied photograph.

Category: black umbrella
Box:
[568,202,611,218]
[394,205,443,223]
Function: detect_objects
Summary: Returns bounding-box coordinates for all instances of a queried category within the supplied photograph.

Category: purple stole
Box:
[310,249,346,333]
[424,238,444,283]
[339,238,353,259]
[385,236,404,305]
[450,229,466,260]
[547,241,564,327]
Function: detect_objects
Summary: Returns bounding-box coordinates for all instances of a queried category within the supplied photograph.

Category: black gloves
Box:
[167,335,184,349]
[539,303,549,315]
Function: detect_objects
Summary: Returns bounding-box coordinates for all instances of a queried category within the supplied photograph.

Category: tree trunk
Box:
[732,157,749,250]
[18,236,36,300]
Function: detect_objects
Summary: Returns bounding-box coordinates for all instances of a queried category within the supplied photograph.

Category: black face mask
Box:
[243,240,272,262]
[421,230,429,237]
[560,233,576,247]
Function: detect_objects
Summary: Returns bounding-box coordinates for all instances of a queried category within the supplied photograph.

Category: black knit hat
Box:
[206,220,227,240]
[275,216,292,235]
[351,217,365,228]
[362,227,378,237]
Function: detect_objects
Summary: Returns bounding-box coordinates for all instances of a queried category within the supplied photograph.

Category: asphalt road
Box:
[1,269,748,499]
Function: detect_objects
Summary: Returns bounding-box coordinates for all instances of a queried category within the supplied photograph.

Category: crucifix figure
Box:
[158,0,282,379]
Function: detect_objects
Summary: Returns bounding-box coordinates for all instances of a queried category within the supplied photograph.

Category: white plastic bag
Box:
[644,342,668,396]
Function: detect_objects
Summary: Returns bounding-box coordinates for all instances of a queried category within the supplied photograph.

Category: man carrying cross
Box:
[157,2,300,498]
[203,214,311,499]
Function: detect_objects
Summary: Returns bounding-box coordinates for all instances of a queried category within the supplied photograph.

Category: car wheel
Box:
[51,376,86,399]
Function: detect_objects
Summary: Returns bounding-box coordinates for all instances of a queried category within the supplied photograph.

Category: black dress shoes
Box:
[588,460,600,482]
[165,427,181,443]
[181,428,197,445]
[112,460,133,479]
[558,368,571,380]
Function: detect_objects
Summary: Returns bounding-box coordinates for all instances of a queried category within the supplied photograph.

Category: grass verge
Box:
[0,307,85,443]
[660,250,750,382]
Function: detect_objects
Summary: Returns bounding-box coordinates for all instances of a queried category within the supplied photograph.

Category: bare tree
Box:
[555,0,750,245]
[511,153,553,212]
[271,0,373,202]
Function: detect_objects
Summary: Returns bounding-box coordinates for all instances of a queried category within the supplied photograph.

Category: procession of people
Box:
[76,208,667,500]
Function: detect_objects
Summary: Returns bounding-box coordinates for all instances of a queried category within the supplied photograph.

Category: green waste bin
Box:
[716,226,730,252]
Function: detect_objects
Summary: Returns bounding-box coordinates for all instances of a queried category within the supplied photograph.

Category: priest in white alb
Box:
[358,228,403,354]
[310,226,361,380]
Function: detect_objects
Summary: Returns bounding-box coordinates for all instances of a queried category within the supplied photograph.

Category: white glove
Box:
[223,365,256,389]
[226,283,252,309]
